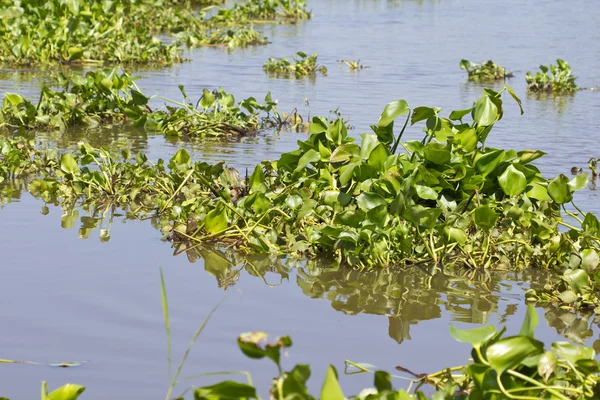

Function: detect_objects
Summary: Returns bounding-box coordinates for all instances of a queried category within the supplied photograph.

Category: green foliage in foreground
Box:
[0,0,309,66]
[2,85,599,273]
[264,52,328,77]
[23,306,600,399]
[526,59,578,93]
[0,69,282,136]
[459,60,512,82]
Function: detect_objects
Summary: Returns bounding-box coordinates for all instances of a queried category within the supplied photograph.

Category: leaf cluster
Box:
[0,69,282,136]
[459,60,512,82]
[526,59,578,93]
[264,52,328,77]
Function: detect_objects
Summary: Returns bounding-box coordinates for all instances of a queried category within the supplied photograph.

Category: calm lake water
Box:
[2,0,600,398]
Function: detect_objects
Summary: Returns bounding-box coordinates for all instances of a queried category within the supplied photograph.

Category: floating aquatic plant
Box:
[459,59,512,81]
[2,85,599,276]
[0,69,283,136]
[526,59,578,93]
[264,52,327,77]
[0,0,300,66]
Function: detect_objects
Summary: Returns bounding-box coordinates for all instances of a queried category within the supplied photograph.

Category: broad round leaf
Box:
[378,100,409,128]
[486,336,544,374]
[449,324,497,347]
[356,192,387,212]
[548,174,573,204]
[472,95,499,126]
[60,154,79,175]
[552,342,595,364]
[498,165,527,196]
[473,205,498,231]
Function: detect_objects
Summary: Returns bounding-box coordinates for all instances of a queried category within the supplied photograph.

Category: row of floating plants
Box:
[2,80,600,300]
[0,69,287,135]
[0,0,311,66]
[23,305,600,399]
[461,58,579,93]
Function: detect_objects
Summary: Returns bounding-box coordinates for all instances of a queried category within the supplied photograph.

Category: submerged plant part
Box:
[264,52,327,77]
[526,59,578,93]
[459,59,512,81]
[0,69,282,136]
[338,59,369,71]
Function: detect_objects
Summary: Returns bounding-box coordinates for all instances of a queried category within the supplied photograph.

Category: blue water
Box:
[1,0,600,398]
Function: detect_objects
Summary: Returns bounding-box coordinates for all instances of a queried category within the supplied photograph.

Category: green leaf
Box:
[356,192,386,212]
[444,227,467,245]
[169,149,191,169]
[48,384,86,400]
[486,336,544,374]
[249,165,265,193]
[449,108,472,121]
[195,381,257,399]
[449,324,497,347]
[131,90,149,106]
[330,144,360,163]
[60,154,79,175]
[475,150,505,177]
[548,174,573,204]
[320,365,344,400]
[473,95,499,126]
[517,150,545,164]
[552,342,595,364]
[423,142,451,165]
[378,100,410,128]
[374,371,393,392]
[411,107,437,125]
[518,304,538,338]
[581,249,599,273]
[473,205,498,231]
[504,85,524,115]
[416,185,438,200]
[200,89,216,109]
[563,269,590,294]
[498,165,527,196]
[568,173,589,192]
[205,207,227,234]
[295,149,320,173]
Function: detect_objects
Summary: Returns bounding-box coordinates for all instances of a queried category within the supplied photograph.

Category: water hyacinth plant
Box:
[264,52,328,77]
[526,59,578,93]
[459,59,512,81]
[0,0,306,66]
[0,69,283,136]
[211,0,311,24]
[2,85,600,274]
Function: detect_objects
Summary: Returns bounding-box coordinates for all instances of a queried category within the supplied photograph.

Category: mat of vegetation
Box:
[26,305,600,399]
[3,84,600,313]
[264,52,327,77]
[0,0,310,66]
[459,59,512,82]
[0,69,284,136]
[526,59,578,93]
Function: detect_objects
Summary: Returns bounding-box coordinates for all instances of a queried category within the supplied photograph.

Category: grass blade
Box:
[160,267,172,381]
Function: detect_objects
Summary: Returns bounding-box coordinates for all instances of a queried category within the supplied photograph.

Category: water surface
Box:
[1,0,600,398]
